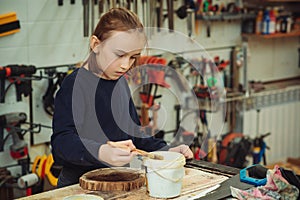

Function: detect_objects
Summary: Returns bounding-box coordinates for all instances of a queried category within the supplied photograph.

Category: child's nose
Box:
[120,64,129,70]
[120,58,132,70]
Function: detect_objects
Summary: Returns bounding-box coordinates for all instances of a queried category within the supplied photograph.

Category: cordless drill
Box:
[0,65,36,103]
[0,112,28,159]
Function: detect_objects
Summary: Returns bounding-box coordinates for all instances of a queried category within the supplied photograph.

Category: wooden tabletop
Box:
[18,160,240,200]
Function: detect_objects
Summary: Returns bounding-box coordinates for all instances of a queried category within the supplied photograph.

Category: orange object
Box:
[0,12,20,37]
[147,69,170,88]
[219,133,244,165]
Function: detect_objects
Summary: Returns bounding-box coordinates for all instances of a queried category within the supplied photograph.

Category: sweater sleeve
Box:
[51,73,103,168]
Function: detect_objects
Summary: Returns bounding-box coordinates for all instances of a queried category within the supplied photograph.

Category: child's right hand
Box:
[98,139,136,166]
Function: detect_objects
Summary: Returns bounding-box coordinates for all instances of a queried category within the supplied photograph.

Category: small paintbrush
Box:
[107,141,164,160]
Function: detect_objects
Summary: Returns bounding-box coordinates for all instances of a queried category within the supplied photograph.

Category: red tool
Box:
[0,112,28,160]
[0,65,36,103]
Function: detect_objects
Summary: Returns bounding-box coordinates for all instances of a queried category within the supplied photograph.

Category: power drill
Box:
[0,112,28,159]
[0,65,36,103]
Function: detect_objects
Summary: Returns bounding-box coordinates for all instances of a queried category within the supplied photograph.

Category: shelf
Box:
[263,0,300,2]
[196,13,256,21]
[242,31,300,39]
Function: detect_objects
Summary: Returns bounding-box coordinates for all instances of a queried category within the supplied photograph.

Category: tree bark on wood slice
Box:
[79,168,145,191]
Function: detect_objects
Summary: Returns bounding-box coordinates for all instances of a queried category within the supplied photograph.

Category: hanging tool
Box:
[151,103,160,136]
[98,0,104,18]
[0,65,36,103]
[58,0,63,6]
[194,0,203,35]
[0,112,28,160]
[187,8,193,37]
[142,0,147,27]
[141,103,150,126]
[0,12,21,37]
[91,0,95,34]
[126,0,131,10]
[32,154,59,187]
[156,0,163,31]
[83,0,89,37]
[111,0,116,8]
[133,0,138,14]
[193,58,209,99]
[167,0,174,32]
[206,20,211,37]
[42,71,67,116]
[252,109,271,165]
[107,0,111,10]
[202,0,211,37]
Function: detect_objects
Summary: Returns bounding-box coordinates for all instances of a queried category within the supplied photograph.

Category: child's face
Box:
[95,30,146,80]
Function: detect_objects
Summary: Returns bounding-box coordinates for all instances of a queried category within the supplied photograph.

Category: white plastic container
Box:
[143,151,186,198]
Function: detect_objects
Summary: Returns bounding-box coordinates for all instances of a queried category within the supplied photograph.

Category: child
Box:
[51,7,193,188]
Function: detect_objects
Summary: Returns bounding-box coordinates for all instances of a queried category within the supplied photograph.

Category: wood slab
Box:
[79,168,145,191]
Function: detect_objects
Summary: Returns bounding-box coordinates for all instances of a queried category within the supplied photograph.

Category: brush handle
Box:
[107,141,147,155]
[107,141,163,160]
[107,141,131,151]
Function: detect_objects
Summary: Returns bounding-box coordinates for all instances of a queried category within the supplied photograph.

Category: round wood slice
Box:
[79,168,145,191]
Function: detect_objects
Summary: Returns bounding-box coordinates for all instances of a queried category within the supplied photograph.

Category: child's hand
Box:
[169,144,194,159]
[98,140,136,166]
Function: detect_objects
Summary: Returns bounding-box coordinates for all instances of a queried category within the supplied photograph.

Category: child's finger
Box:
[113,147,131,156]
[117,139,136,150]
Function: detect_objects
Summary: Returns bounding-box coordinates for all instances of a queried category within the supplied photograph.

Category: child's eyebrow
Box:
[115,49,141,56]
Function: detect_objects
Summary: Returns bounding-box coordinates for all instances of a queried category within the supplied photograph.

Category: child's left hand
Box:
[169,144,194,159]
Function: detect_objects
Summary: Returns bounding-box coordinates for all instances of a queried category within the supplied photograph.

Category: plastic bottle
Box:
[281,16,287,33]
[262,10,270,34]
[286,17,292,33]
[269,9,276,34]
[255,10,263,34]
[274,7,281,33]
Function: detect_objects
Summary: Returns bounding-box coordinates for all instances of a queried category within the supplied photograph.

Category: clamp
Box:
[240,164,268,186]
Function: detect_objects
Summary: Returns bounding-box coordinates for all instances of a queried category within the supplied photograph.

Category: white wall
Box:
[0,0,299,170]
[243,102,300,164]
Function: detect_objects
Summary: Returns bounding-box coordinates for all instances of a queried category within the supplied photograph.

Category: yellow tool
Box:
[45,154,58,186]
[32,154,58,186]
[0,12,20,37]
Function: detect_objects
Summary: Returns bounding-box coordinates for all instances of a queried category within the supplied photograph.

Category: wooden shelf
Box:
[196,13,256,21]
[242,31,300,39]
[264,0,300,2]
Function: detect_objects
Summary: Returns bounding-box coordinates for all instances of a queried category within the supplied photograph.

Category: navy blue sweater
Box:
[51,67,167,181]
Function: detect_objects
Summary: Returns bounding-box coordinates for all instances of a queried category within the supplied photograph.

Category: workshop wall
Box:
[0,0,299,173]
[246,37,300,82]
[0,0,240,148]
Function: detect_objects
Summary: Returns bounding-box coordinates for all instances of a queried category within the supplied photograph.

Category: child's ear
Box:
[90,35,101,53]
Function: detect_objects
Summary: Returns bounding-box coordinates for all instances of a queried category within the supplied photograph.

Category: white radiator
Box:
[243,101,300,165]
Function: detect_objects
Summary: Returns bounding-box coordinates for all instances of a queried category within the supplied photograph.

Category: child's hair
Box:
[93,7,144,41]
[86,7,145,74]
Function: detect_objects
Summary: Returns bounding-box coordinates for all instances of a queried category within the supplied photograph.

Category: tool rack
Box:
[224,84,300,111]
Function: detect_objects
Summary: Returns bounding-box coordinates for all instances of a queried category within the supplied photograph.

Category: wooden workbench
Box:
[18,160,240,200]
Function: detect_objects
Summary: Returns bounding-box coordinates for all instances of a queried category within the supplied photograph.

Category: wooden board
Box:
[79,168,145,191]
[19,167,229,200]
